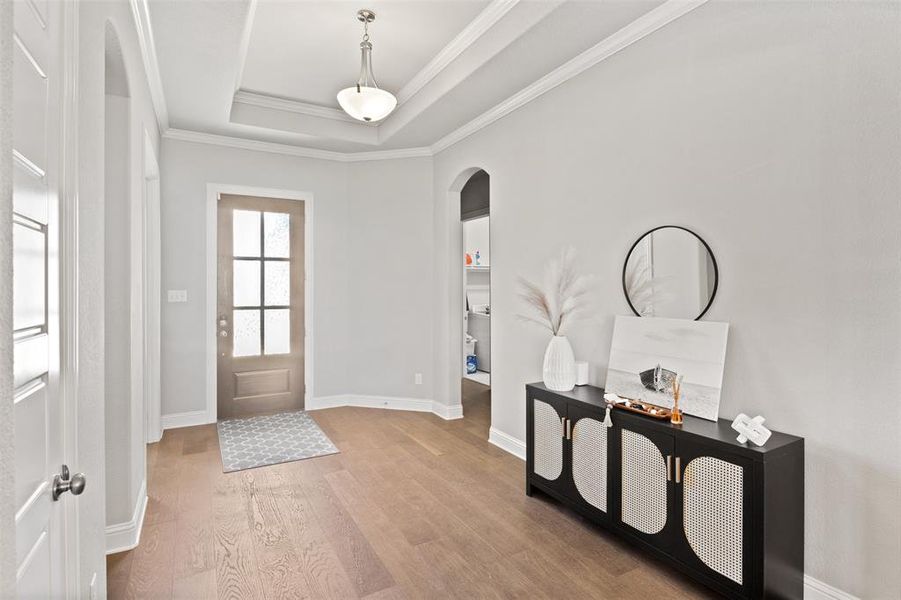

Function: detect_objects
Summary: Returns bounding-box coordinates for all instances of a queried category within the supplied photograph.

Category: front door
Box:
[217,194,305,419]
[12,0,70,596]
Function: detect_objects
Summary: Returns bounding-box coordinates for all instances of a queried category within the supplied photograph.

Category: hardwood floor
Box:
[108,383,716,599]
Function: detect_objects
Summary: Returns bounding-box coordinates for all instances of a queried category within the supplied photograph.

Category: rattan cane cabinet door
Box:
[675,441,752,592]
[620,427,673,540]
[531,397,565,483]
[570,408,608,516]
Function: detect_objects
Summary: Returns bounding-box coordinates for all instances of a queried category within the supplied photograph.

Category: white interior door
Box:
[12,1,72,597]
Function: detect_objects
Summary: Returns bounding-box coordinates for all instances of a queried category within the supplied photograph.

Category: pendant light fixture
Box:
[337,9,397,123]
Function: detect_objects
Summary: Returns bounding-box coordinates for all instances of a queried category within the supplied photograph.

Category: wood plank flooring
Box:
[108,382,716,599]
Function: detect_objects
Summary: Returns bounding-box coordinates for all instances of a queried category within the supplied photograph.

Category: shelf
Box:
[466,265,490,271]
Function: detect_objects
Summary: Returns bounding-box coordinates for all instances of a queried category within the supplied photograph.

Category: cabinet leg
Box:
[526,481,533,497]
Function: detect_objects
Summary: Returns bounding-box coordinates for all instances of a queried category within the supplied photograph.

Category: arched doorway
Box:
[442,167,491,436]
[460,171,490,430]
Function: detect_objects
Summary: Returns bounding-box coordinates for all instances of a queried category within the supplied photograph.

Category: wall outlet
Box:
[167,289,188,303]
[414,373,423,385]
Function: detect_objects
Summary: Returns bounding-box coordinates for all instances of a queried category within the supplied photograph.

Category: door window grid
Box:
[232,209,291,357]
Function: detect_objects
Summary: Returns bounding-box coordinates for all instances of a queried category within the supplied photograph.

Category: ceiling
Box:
[241,1,491,107]
[146,0,676,155]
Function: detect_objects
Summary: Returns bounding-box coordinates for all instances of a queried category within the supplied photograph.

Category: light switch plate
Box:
[167,289,188,303]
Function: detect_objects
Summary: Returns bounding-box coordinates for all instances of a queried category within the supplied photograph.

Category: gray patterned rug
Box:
[217,410,339,472]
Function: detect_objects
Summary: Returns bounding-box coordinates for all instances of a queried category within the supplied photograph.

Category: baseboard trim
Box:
[489,426,526,461]
[105,480,147,555]
[308,395,464,420]
[803,576,859,600]
[431,401,464,420]
[161,409,213,431]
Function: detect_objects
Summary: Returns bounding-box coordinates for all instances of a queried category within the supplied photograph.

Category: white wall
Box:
[103,92,134,526]
[345,158,435,400]
[159,140,437,417]
[464,216,489,266]
[160,140,351,414]
[77,0,162,592]
[432,1,900,597]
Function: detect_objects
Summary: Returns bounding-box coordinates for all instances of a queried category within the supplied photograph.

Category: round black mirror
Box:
[622,226,718,320]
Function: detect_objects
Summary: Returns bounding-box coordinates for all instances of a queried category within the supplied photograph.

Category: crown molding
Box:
[163,127,431,162]
[343,146,432,162]
[129,0,169,131]
[164,128,347,160]
[233,90,359,123]
[395,0,520,107]
[431,0,709,154]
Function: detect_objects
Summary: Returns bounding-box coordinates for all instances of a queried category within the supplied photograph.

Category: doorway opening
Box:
[460,170,490,433]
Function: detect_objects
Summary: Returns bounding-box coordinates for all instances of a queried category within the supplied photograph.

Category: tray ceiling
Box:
[240,1,491,108]
[146,0,679,155]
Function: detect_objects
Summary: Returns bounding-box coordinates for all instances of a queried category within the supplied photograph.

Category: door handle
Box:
[675,456,681,484]
[565,418,572,440]
[666,455,672,481]
[52,465,87,501]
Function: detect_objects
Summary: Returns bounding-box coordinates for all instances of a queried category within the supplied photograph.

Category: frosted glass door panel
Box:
[233,310,261,357]
[264,309,290,355]
[264,262,290,306]
[233,210,261,257]
[233,260,260,307]
[264,212,290,258]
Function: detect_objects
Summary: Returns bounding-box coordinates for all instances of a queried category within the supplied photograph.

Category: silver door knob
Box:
[52,464,87,501]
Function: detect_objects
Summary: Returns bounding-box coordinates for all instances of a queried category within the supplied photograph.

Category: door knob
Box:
[52,464,87,501]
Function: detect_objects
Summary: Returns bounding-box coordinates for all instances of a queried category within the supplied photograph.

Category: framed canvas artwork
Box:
[605,316,729,421]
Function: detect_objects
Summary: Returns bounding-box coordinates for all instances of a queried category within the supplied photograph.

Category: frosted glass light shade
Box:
[337,86,397,122]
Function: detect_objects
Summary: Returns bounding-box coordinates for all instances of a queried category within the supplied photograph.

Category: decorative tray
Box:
[609,398,672,420]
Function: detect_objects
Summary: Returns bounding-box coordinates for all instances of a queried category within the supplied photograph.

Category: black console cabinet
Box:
[526,383,804,599]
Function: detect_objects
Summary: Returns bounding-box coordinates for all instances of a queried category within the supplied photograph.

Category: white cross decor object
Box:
[731,413,772,447]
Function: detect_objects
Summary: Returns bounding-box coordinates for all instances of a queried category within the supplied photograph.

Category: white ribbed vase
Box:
[542,335,576,391]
